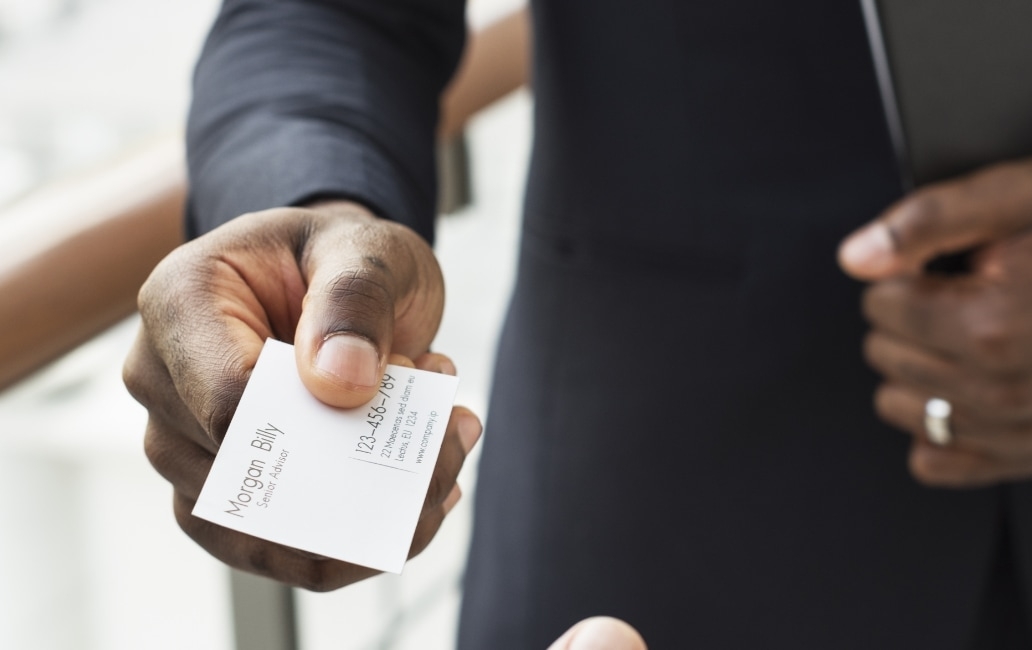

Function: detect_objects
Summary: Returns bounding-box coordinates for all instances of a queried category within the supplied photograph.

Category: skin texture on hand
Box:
[124,201,482,590]
[839,158,1032,487]
[547,617,648,650]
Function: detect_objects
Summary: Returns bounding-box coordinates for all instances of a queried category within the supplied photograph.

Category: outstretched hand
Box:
[124,201,481,589]
[840,159,1032,487]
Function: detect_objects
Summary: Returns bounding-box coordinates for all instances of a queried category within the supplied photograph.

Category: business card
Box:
[192,338,460,574]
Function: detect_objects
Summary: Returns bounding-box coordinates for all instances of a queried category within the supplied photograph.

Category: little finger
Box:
[909,440,1032,487]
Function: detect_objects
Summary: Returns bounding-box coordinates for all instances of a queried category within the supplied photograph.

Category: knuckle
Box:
[238,543,331,593]
[142,425,169,473]
[242,544,273,577]
[174,501,205,542]
[138,251,193,323]
[1011,431,1032,457]
[952,462,980,485]
[909,446,991,488]
[862,333,881,369]
[136,264,165,315]
[899,359,934,387]
[297,578,335,593]
[236,542,334,592]
[123,336,164,408]
[201,348,252,443]
[967,319,1018,372]
[970,161,1028,203]
[328,268,393,305]
[424,471,448,509]
[908,463,936,486]
[409,514,442,558]
[122,357,149,406]
[908,450,948,486]
[863,281,930,337]
[860,286,881,324]
[887,351,934,386]
[979,379,1032,414]
[176,513,198,541]
[323,268,396,333]
[893,192,944,247]
[295,569,338,594]
[410,531,431,557]
[872,385,894,420]
[291,562,334,593]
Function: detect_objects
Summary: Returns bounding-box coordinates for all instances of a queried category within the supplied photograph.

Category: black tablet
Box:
[861,0,1032,189]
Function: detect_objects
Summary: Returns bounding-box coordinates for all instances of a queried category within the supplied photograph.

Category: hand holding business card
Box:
[193,339,473,574]
[124,205,475,589]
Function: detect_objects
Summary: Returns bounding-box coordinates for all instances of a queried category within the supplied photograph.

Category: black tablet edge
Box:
[860,0,914,190]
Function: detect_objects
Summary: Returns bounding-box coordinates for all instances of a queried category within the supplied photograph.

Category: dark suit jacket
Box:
[186,1,1032,647]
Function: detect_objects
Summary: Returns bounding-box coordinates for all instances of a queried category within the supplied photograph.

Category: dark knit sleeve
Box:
[184,0,466,242]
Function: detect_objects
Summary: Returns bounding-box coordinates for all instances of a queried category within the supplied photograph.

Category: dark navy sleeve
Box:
[184,0,467,242]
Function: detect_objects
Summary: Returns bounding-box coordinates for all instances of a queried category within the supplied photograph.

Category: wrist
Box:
[302,198,379,224]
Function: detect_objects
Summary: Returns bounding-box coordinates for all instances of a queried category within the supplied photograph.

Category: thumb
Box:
[295,264,395,408]
[547,617,647,650]
[838,160,1032,280]
[292,207,441,409]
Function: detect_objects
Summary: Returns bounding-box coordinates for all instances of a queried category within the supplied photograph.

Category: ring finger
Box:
[865,331,1032,422]
[874,382,1032,458]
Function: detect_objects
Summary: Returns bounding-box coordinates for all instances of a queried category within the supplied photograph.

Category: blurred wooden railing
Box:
[0,137,186,392]
[0,6,528,394]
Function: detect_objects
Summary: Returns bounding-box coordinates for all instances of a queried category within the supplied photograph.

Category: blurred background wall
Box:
[0,0,529,648]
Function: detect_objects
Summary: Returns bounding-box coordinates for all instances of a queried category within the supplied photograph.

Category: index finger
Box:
[137,216,303,442]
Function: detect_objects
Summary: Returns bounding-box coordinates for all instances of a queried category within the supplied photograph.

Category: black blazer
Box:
[186,1,1032,647]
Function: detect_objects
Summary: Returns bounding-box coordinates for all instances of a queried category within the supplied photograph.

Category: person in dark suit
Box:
[124,0,1032,647]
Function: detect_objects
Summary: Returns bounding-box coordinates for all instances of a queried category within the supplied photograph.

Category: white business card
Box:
[192,338,459,574]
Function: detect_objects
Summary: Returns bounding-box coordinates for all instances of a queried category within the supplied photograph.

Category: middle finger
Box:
[865,331,1032,422]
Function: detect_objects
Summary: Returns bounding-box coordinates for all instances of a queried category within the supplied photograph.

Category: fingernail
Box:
[840,223,895,275]
[315,334,380,388]
[457,415,482,453]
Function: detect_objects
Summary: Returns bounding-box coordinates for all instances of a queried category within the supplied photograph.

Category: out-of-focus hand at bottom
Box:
[548,617,647,650]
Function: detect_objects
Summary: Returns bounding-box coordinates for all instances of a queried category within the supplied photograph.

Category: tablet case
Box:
[861,0,1032,189]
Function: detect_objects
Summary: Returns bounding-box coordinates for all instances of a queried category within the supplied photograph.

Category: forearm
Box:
[186,0,466,242]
